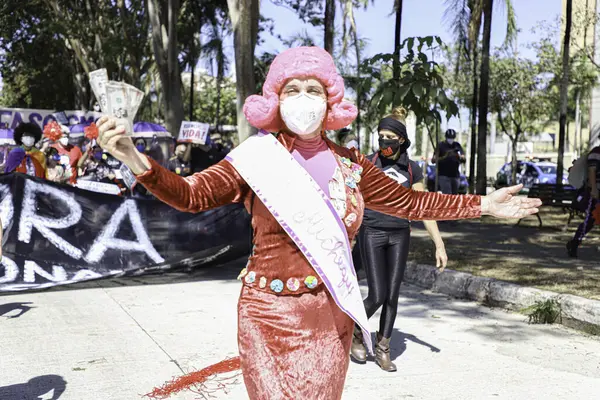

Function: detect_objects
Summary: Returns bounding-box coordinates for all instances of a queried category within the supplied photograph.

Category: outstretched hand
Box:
[481,184,542,219]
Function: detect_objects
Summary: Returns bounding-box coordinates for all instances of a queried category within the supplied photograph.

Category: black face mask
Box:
[379,138,402,157]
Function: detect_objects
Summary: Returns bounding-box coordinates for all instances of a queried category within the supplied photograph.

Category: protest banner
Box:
[0,173,252,292]
[178,121,210,145]
[0,108,102,131]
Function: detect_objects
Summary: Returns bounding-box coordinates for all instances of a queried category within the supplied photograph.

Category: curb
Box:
[404,262,600,334]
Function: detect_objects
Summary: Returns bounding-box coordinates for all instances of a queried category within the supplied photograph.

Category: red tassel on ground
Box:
[145,357,242,399]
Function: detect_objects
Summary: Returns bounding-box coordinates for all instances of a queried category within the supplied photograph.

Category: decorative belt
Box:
[237,268,319,293]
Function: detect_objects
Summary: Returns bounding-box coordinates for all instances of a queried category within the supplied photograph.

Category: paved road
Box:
[1,261,600,400]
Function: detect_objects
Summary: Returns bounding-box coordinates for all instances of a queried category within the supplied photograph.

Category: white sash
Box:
[226,131,372,352]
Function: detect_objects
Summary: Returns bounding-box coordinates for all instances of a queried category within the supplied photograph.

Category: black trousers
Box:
[357,225,411,338]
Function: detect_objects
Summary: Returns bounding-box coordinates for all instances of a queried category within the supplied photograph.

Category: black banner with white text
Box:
[0,173,252,292]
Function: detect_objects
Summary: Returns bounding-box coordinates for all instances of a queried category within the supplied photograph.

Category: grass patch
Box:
[409,208,600,300]
[521,299,562,324]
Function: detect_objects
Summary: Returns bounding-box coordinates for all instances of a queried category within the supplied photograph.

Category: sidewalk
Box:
[1,261,600,400]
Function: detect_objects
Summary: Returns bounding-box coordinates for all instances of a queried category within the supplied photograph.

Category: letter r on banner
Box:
[18,181,83,259]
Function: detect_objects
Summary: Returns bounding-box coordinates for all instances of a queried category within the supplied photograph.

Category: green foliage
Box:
[521,299,562,325]
[0,2,76,109]
[363,36,459,127]
[489,53,550,137]
[270,0,324,26]
[530,23,598,125]
[254,52,278,94]
[183,75,237,127]
[442,43,478,109]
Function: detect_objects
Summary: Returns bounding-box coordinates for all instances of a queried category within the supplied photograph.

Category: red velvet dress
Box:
[137,132,481,399]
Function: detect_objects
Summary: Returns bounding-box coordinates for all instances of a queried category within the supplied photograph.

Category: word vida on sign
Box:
[178,121,210,145]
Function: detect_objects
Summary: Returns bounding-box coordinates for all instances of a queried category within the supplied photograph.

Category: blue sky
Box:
[256,0,561,61]
[240,0,561,130]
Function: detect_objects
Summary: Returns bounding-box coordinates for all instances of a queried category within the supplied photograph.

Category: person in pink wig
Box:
[96,47,540,399]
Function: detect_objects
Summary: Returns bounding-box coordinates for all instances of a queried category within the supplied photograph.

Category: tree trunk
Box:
[393,0,403,80]
[228,0,259,143]
[557,0,572,185]
[511,134,519,185]
[469,48,479,194]
[147,0,185,137]
[189,58,195,121]
[422,122,429,158]
[215,77,223,132]
[575,89,581,157]
[353,29,362,152]
[435,121,440,192]
[324,0,336,55]
[476,0,493,195]
[490,112,497,154]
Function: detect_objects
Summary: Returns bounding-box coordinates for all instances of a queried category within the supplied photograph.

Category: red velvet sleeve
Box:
[135,157,249,213]
[356,152,482,221]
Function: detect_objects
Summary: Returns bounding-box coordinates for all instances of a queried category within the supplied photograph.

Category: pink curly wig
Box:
[243,46,358,132]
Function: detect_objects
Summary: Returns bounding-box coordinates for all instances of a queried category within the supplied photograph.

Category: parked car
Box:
[416,161,469,194]
[495,161,568,190]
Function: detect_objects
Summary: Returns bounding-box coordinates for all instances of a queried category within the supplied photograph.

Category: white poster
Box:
[178,121,210,145]
[75,180,122,196]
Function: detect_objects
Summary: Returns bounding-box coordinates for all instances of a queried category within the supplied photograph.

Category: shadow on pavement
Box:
[362,328,441,363]
[0,302,35,319]
[389,329,441,361]
[0,375,66,400]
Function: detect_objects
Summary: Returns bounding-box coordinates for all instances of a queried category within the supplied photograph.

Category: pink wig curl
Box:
[243,47,357,132]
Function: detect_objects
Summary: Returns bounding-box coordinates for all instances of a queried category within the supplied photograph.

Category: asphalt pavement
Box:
[1,261,599,400]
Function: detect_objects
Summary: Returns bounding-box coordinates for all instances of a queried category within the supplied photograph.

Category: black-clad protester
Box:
[432,129,466,194]
[351,107,448,372]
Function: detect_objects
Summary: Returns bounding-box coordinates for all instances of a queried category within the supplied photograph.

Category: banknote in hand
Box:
[89,69,109,112]
[105,81,133,135]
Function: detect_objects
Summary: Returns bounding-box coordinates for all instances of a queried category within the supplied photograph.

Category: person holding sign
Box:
[97,46,541,400]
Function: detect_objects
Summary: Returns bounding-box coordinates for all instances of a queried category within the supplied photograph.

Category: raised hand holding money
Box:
[88,69,145,137]
[96,116,151,175]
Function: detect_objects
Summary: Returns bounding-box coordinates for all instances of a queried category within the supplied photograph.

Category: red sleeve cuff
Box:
[134,156,159,182]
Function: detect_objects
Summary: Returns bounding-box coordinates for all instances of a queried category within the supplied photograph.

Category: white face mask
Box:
[280,93,327,135]
[59,137,69,146]
[446,138,455,145]
[22,136,35,147]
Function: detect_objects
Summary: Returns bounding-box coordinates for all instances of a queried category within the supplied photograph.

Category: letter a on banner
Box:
[85,200,164,264]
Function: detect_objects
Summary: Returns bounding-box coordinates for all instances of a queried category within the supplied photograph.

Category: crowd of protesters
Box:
[1,121,231,198]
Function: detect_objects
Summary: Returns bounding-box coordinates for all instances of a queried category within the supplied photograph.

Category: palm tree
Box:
[444,0,516,194]
[227,0,259,143]
[341,0,372,150]
[324,0,336,54]
[557,0,572,184]
[393,0,403,81]
[475,0,494,194]
[201,17,231,132]
[444,0,482,193]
